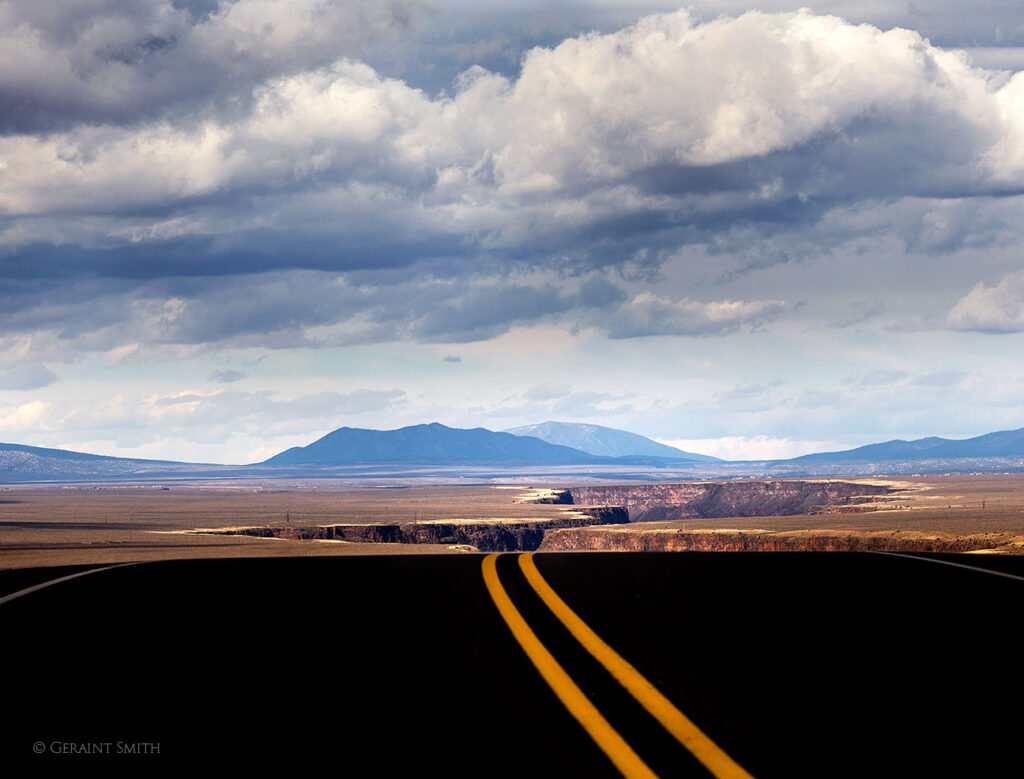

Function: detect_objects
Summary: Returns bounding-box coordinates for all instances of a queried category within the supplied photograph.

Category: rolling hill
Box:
[0,442,194,480]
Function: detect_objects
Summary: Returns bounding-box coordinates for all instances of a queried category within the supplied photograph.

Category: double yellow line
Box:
[482,552,754,779]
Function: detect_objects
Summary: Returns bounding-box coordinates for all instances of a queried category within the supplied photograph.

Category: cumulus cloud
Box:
[3,5,1024,363]
[0,400,50,431]
[3,9,1023,240]
[947,271,1024,332]
[0,0,424,133]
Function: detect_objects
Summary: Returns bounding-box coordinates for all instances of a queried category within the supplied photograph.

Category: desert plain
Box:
[3,473,1024,570]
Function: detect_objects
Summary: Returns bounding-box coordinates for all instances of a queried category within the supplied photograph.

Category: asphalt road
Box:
[1,552,1021,776]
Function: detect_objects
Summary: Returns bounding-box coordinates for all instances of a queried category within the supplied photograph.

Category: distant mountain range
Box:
[5,422,1024,482]
[0,442,192,480]
[262,423,604,465]
[502,421,719,461]
[792,428,1024,462]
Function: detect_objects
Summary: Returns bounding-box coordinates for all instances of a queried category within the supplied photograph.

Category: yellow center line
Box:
[481,553,657,779]
[519,552,756,779]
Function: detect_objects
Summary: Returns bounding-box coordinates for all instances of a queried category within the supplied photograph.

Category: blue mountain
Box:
[792,427,1024,462]
[260,422,603,465]
[502,421,719,461]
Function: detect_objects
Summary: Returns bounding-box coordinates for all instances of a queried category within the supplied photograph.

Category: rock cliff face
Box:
[196,481,905,553]
[201,505,627,552]
[566,481,895,522]
[539,528,1016,554]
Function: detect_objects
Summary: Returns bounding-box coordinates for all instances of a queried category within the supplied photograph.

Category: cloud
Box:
[0,364,57,390]
[910,370,968,387]
[2,5,1024,365]
[0,400,50,431]
[485,383,633,420]
[550,390,633,417]
[523,383,572,401]
[4,9,1024,248]
[947,271,1024,332]
[793,389,842,409]
[209,368,246,383]
[0,386,407,443]
[603,294,790,338]
[827,299,885,329]
[658,435,847,461]
[0,269,606,360]
[441,355,461,363]
[843,370,909,387]
[0,0,425,134]
[410,280,575,342]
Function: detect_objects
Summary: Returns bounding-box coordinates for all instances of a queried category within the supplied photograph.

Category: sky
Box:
[3,0,1024,464]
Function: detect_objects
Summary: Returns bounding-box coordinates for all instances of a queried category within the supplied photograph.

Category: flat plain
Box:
[0,482,574,568]
[3,474,1024,569]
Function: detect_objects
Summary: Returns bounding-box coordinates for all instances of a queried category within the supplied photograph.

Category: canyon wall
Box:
[567,481,896,522]
[202,505,627,552]
[198,481,916,552]
[540,527,1015,553]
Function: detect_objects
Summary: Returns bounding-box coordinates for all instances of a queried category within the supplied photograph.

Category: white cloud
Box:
[0,0,423,133]
[658,435,848,460]
[0,387,406,443]
[523,383,572,401]
[2,8,1023,241]
[947,270,1024,332]
[0,400,51,432]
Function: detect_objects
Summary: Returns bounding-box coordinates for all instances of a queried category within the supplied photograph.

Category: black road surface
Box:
[1,552,1021,776]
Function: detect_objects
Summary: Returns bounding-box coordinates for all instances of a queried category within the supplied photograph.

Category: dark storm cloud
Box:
[0,267,630,359]
[411,283,574,342]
